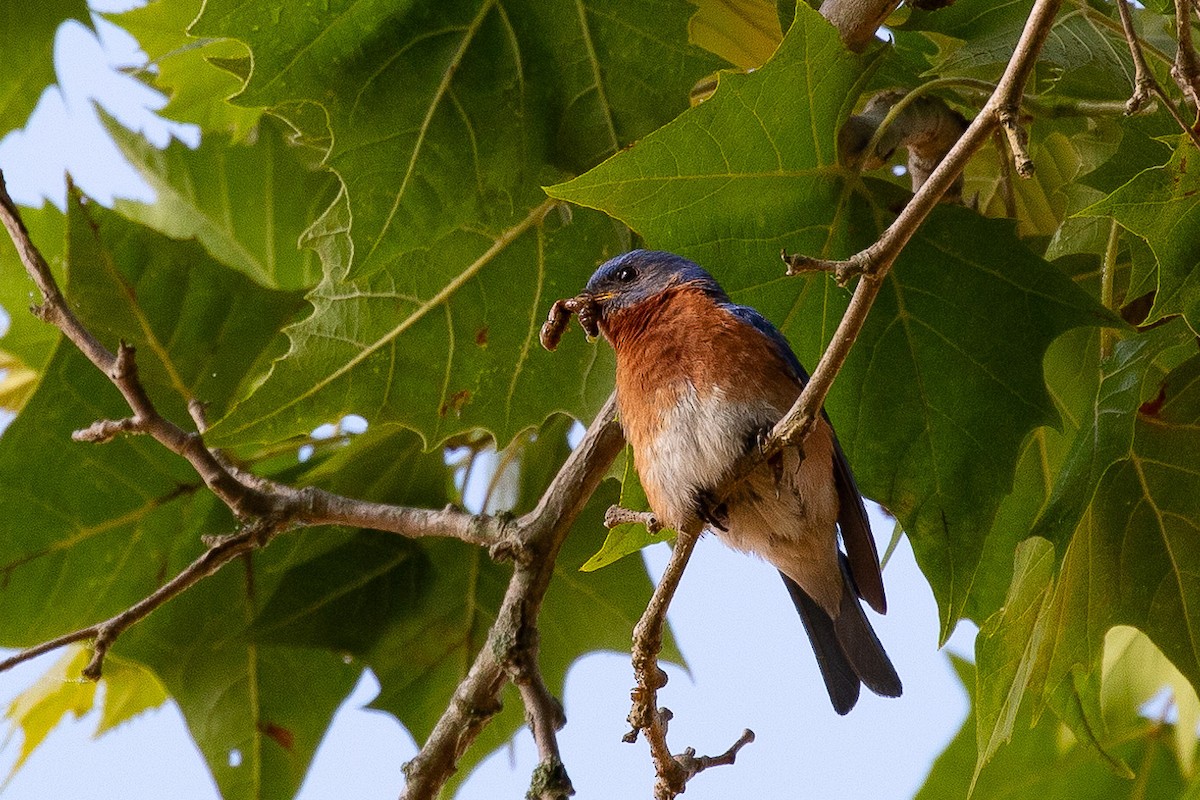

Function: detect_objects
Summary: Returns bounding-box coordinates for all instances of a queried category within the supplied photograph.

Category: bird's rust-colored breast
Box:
[602,287,801,454]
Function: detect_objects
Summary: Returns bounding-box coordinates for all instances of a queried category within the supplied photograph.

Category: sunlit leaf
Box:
[1,647,95,785]
[917,657,1190,799]
[110,0,262,139]
[688,0,782,70]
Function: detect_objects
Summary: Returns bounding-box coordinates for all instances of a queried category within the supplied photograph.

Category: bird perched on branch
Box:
[573,249,901,714]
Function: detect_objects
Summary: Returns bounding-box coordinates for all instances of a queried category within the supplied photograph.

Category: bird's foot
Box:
[695,490,728,532]
[752,425,786,498]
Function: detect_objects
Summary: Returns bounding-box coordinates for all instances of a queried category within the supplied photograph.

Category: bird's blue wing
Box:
[722,301,887,612]
[722,302,808,381]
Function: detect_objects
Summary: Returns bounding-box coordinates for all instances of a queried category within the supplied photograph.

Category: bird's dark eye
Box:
[615,266,637,283]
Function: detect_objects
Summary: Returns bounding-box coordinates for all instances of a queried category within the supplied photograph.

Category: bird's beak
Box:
[572,292,603,338]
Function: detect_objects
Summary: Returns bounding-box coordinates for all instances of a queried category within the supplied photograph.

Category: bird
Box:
[579,249,901,714]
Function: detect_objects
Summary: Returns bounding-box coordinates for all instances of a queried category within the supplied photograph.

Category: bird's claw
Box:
[753,425,785,499]
[696,490,728,532]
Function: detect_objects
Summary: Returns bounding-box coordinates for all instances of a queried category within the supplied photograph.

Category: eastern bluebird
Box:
[581,249,901,714]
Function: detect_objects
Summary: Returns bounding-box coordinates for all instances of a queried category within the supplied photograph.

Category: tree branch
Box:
[839,89,968,197]
[1172,0,1200,116]
[401,394,625,799]
[776,0,1064,452]
[0,517,282,678]
[1117,0,1200,149]
[1117,0,1160,113]
[818,0,902,52]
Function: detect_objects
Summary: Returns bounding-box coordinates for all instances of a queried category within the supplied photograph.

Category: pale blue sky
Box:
[0,4,973,798]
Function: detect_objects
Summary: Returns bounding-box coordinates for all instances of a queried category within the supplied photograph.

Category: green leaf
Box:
[1017,347,1200,769]
[963,327,1103,622]
[1080,138,1200,334]
[109,0,263,139]
[919,657,1190,800]
[0,0,91,136]
[199,0,720,448]
[581,445,672,572]
[1031,324,1185,548]
[105,112,336,291]
[973,537,1058,788]
[119,578,361,800]
[62,192,307,422]
[210,205,624,449]
[1103,626,1200,777]
[899,0,1137,100]
[549,3,877,269]
[1078,127,1174,195]
[94,655,169,736]
[0,203,65,379]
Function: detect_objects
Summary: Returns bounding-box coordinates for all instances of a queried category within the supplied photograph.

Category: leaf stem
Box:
[1102,219,1121,360]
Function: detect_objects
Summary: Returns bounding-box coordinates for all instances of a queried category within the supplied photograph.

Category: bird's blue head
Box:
[583,250,727,313]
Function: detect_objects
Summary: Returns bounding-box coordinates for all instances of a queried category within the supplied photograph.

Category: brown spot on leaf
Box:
[1139,383,1167,418]
[439,390,471,418]
[475,327,488,346]
[258,721,295,751]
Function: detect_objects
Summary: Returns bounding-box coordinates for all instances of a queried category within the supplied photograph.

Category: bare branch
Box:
[1172,0,1200,115]
[818,0,902,52]
[772,0,1065,453]
[0,517,282,679]
[673,728,756,785]
[1117,0,1160,113]
[401,395,625,799]
[604,505,661,532]
[623,525,753,800]
[1116,0,1200,149]
[998,103,1035,178]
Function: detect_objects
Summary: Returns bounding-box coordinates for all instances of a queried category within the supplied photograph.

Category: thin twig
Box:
[1172,0,1200,116]
[1116,0,1200,149]
[674,728,756,785]
[1118,0,1159,113]
[625,526,732,800]
[994,129,1018,219]
[620,526,755,798]
[776,0,1064,453]
[998,103,1035,178]
[0,518,281,678]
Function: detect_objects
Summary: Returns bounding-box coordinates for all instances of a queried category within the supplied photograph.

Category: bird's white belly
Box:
[637,383,780,529]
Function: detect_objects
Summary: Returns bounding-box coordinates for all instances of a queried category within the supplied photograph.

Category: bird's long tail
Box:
[781,558,902,715]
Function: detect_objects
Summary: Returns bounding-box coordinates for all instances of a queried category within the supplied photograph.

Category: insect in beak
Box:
[539,293,603,351]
